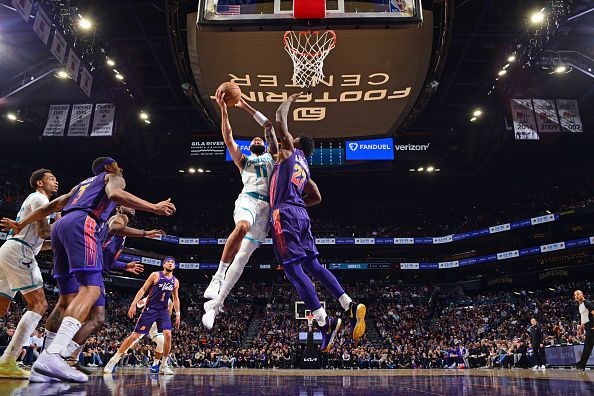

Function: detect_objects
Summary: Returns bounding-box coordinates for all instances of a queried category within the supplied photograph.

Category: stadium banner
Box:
[67,104,93,136]
[432,235,453,244]
[80,66,93,98]
[199,238,218,244]
[12,0,33,22]
[316,238,336,245]
[50,30,68,64]
[32,7,52,45]
[43,104,70,136]
[511,99,539,140]
[533,99,561,133]
[141,257,161,266]
[496,250,519,260]
[531,214,556,225]
[545,345,594,367]
[400,263,420,270]
[190,139,226,159]
[90,103,116,136]
[489,224,510,234]
[66,49,81,83]
[556,99,583,133]
[345,138,394,161]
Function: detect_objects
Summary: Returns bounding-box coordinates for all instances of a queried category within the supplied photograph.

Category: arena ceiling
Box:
[0,0,592,184]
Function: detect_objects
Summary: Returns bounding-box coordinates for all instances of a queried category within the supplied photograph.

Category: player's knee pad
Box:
[154,334,164,353]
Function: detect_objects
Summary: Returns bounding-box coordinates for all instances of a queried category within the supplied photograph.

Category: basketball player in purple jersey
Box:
[2,157,175,382]
[104,257,180,375]
[270,93,367,352]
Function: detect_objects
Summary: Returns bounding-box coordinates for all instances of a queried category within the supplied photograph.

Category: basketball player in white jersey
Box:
[202,90,278,329]
[0,169,58,378]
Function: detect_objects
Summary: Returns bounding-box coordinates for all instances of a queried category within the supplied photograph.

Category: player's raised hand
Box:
[215,89,227,111]
[125,261,144,275]
[144,229,165,239]
[1,218,22,234]
[288,92,303,102]
[153,198,176,216]
[128,304,137,319]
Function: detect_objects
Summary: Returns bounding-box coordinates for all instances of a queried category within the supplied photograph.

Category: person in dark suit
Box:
[575,290,594,370]
[528,318,546,371]
[0,327,15,355]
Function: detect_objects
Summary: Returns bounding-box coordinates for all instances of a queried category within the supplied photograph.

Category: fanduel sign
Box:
[345,137,394,160]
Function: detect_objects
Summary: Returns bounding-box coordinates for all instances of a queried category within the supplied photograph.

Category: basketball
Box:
[217,81,242,106]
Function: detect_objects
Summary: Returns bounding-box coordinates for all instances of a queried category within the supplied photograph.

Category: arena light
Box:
[472,109,482,117]
[56,70,69,79]
[426,166,435,173]
[507,55,516,63]
[143,119,151,124]
[434,168,441,172]
[139,111,149,120]
[78,16,93,30]
[178,169,185,173]
[198,168,204,173]
[106,58,115,67]
[470,117,477,122]
[409,168,416,172]
[555,65,567,74]
[417,167,424,172]
[498,69,507,76]
[188,168,196,174]
[548,288,555,291]
[115,74,124,81]
[205,170,211,173]
[530,10,545,24]
[6,113,17,121]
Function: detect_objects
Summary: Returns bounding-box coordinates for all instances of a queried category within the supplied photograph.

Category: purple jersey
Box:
[270,149,310,208]
[145,271,175,311]
[101,234,126,275]
[62,172,116,223]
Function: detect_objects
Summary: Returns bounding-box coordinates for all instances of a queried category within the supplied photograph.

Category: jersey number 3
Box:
[291,164,306,189]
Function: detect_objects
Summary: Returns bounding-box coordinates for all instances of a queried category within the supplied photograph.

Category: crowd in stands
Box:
[0,279,590,370]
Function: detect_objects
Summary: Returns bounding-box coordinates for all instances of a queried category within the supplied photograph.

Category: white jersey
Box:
[8,192,49,255]
[240,153,274,199]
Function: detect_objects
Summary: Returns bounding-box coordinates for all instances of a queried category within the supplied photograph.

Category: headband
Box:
[163,256,176,265]
[93,157,116,175]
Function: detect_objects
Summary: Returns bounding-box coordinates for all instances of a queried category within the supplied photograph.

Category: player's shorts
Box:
[270,204,319,265]
[134,307,172,335]
[55,274,106,307]
[52,210,108,281]
[233,193,270,244]
[0,239,43,299]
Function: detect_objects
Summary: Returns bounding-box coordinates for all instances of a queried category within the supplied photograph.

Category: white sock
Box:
[161,355,169,367]
[0,311,42,362]
[46,316,81,356]
[338,294,353,311]
[312,307,327,328]
[71,345,84,360]
[64,340,81,357]
[111,352,123,364]
[214,262,230,279]
[217,239,256,303]
[44,331,56,350]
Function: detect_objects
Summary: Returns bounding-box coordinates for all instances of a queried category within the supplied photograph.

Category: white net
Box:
[284,30,337,88]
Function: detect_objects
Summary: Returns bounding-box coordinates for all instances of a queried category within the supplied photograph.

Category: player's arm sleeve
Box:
[111,260,127,271]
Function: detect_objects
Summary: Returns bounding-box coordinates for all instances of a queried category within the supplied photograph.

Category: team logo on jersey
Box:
[20,260,33,269]
[140,326,146,331]
[159,283,175,292]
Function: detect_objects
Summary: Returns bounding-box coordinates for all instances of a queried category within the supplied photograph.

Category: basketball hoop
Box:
[306,312,315,328]
[284,30,336,88]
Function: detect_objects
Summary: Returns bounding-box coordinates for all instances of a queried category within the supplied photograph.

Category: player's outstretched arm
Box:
[235,97,278,155]
[173,279,181,329]
[216,90,246,170]
[128,272,157,318]
[104,173,175,216]
[1,187,76,235]
[274,92,302,153]
[108,214,164,238]
[303,179,322,207]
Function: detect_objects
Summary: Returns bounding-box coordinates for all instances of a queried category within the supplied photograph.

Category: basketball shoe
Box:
[347,302,367,340]
[202,299,224,330]
[204,276,224,300]
[32,351,88,383]
[320,317,342,353]
[0,357,29,378]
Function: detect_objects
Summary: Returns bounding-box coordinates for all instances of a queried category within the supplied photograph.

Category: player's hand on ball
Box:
[153,198,176,216]
[215,90,227,110]
[144,229,165,239]
[125,261,144,275]
[0,218,22,234]
[128,304,137,319]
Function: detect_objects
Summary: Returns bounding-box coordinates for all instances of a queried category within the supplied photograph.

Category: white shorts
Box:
[149,322,160,339]
[233,194,270,244]
[0,240,43,299]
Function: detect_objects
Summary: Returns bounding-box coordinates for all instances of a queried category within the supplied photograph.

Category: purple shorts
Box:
[271,205,319,265]
[134,307,172,334]
[52,210,108,282]
[55,273,105,307]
